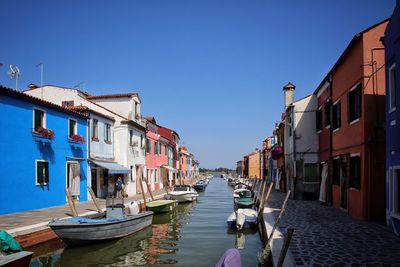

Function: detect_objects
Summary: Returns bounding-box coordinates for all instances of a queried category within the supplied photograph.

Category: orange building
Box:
[248,150,261,179]
[327,20,387,221]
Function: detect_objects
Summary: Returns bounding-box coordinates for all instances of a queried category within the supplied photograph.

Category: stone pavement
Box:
[264,190,400,266]
[0,188,167,236]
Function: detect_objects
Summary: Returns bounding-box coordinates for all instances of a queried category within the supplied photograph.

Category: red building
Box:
[317,20,387,221]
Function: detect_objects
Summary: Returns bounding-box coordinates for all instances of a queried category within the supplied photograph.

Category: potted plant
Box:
[70,134,85,143]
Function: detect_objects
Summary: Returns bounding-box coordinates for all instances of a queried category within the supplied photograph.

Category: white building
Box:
[283,82,319,200]
[24,85,146,199]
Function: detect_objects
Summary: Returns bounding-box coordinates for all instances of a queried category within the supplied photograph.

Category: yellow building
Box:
[248,150,261,178]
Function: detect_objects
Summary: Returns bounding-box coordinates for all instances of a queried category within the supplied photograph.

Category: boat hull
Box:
[169,193,198,203]
[0,251,33,267]
[49,211,154,246]
[146,200,177,213]
[193,184,206,191]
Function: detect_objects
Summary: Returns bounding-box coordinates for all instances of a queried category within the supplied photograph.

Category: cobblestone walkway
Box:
[266,190,400,266]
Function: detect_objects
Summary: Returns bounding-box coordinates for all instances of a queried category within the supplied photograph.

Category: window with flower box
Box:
[68,119,77,138]
[34,108,45,131]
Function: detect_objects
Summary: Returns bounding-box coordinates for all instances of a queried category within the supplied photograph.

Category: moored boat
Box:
[226,208,257,230]
[49,206,154,246]
[146,199,178,214]
[193,180,207,192]
[168,185,198,203]
[233,189,254,209]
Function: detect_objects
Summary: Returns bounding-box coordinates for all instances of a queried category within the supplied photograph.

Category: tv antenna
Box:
[8,65,21,90]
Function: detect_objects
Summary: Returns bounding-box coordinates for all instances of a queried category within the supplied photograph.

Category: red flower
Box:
[71,134,85,143]
[37,127,55,140]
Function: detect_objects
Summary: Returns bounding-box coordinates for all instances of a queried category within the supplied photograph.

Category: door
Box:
[67,161,81,200]
[340,160,348,209]
[91,168,98,196]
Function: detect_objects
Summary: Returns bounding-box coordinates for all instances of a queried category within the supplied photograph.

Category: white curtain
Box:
[319,163,328,202]
[275,169,280,190]
[69,163,80,197]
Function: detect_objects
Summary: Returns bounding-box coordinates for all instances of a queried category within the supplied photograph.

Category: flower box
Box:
[34,127,55,140]
[70,134,85,143]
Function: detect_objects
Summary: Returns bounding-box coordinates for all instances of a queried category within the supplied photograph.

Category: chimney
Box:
[283,82,296,109]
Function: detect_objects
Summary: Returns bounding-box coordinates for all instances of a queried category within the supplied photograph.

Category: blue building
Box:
[0,86,88,215]
[385,0,400,235]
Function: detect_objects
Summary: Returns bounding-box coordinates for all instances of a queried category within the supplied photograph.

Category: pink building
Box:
[145,117,169,191]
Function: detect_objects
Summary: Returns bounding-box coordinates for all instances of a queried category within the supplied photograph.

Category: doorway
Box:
[340,159,348,210]
[67,161,80,201]
[91,168,98,196]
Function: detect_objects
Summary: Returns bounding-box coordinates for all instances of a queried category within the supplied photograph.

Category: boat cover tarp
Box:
[92,160,130,174]
[63,217,119,223]
[0,230,23,253]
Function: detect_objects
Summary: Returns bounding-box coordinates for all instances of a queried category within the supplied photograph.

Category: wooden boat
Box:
[193,180,207,191]
[0,251,33,267]
[146,199,177,214]
[226,208,257,230]
[48,206,154,246]
[168,185,198,203]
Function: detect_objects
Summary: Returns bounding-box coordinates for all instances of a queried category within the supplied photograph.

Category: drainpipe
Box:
[292,106,297,199]
[328,75,333,206]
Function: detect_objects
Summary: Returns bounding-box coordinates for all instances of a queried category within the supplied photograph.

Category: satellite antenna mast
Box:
[8,65,21,90]
[36,63,44,99]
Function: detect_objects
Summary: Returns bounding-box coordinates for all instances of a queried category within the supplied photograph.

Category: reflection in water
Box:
[30,178,262,267]
[226,228,258,250]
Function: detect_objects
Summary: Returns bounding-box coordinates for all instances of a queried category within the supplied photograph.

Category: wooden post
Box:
[87,186,102,213]
[258,180,268,211]
[277,228,294,267]
[267,190,291,246]
[258,182,274,218]
[145,180,154,201]
[138,168,147,207]
[65,187,78,216]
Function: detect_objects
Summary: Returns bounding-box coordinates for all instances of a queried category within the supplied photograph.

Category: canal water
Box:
[29,176,263,267]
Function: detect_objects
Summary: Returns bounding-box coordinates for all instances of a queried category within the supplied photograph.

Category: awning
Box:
[92,160,130,174]
[161,165,178,173]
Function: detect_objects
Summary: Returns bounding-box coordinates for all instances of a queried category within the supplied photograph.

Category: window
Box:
[154,169,158,183]
[159,143,162,155]
[130,130,133,146]
[304,163,319,183]
[165,145,168,156]
[154,141,159,154]
[34,109,45,131]
[348,83,362,123]
[92,119,98,140]
[394,169,400,215]
[332,100,341,131]
[146,138,150,153]
[105,123,111,143]
[68,119,77,138]
[62,100,74,107]
[36,160,49,185]
[324,100,331,128]
[333,158,340,185]
[316,107,322,132]
[140,134,143,148]
[135,102,139,118]
[389,64,396,111]
[349,155,360,190]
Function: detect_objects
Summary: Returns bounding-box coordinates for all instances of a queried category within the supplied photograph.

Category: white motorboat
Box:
[168,185,199,203]
[226,208,258,230]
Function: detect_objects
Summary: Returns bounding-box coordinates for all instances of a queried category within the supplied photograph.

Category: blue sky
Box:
[0,0,395,168]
